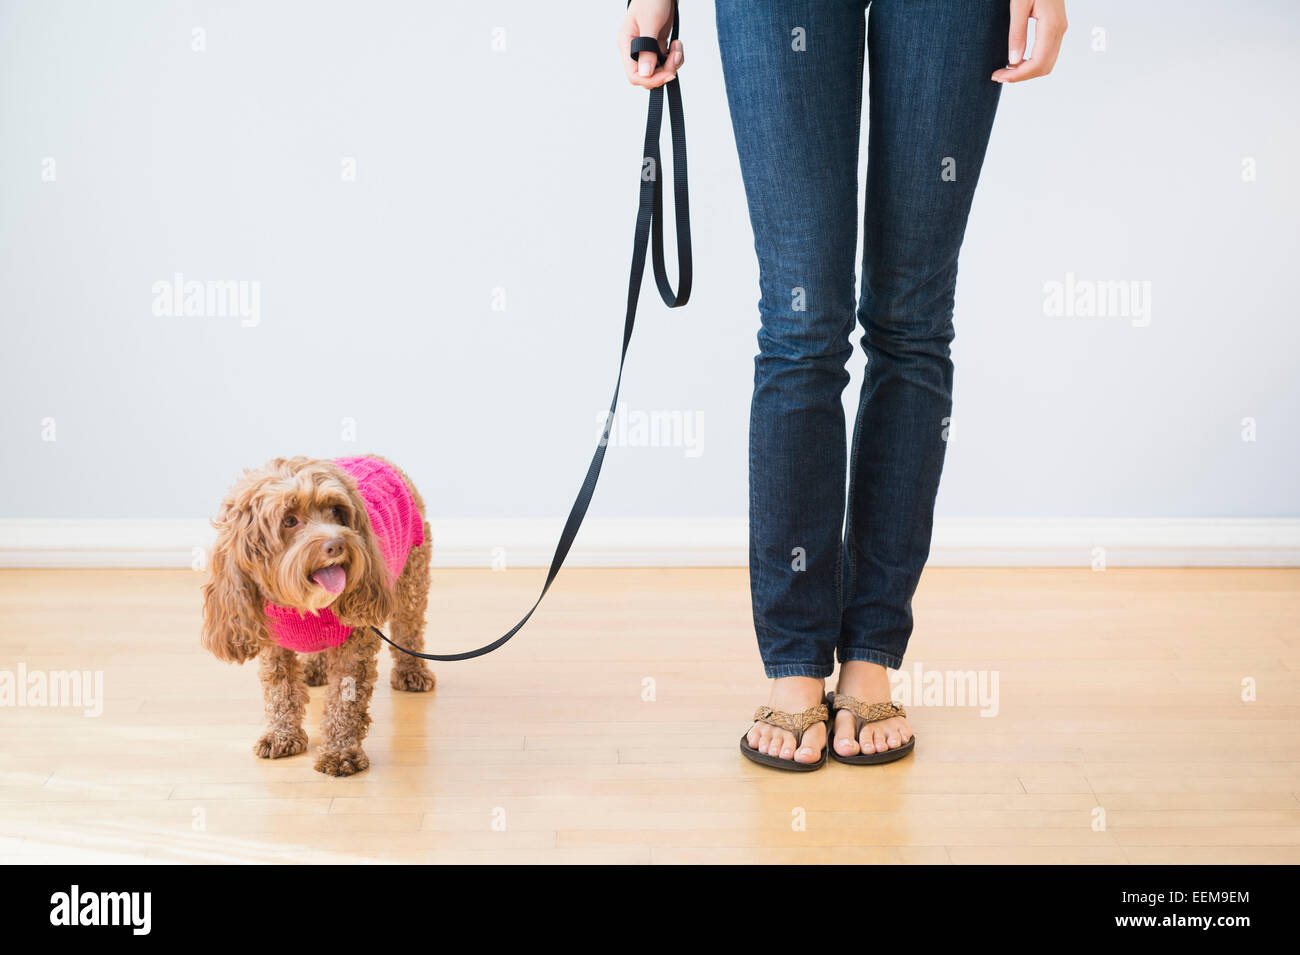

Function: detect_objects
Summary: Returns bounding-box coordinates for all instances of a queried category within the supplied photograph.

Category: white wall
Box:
[1,2,1297,560]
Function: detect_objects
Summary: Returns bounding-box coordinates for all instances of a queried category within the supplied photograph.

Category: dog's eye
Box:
[332,506,347,525]
[283,515,299,529]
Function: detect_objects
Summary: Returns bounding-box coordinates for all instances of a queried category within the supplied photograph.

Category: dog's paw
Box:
[302,653,328,687]
[253,727,308,759]
[314,745,370,777]
[390,665,436,693]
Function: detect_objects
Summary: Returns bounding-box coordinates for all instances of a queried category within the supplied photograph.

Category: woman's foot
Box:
[744,676,826,765]
[831,661,912,757]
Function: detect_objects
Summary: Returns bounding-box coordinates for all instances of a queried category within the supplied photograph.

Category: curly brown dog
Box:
[201,454,434,776]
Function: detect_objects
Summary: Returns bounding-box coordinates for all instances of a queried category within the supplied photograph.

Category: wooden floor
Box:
[0,566,1297,864]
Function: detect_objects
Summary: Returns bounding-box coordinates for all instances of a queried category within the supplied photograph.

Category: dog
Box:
[201,454,435,776]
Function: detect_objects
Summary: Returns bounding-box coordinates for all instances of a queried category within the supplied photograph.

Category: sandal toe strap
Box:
[753,703,829,740]
[831,694,906,724]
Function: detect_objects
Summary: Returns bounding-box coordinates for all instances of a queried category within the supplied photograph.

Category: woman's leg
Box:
[835,0,1009,755]
[716,0,866,762]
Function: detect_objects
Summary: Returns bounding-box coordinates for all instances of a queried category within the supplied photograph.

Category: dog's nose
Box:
[321,538,345,560]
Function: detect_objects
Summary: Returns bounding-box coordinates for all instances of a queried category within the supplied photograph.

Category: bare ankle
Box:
[837,660,889,687]
[769,675,825,705]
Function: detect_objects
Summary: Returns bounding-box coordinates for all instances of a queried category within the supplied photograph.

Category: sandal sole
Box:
[829,736,916,765]
[739,735,827,772]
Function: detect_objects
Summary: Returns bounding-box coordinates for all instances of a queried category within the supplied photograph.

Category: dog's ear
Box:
[201,487,270,664]
[330,482,396,629]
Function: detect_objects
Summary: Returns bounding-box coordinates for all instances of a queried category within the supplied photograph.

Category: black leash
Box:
[372,6,690,662]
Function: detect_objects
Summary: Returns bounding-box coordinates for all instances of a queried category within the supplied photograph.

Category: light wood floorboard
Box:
[1,567,1297,864]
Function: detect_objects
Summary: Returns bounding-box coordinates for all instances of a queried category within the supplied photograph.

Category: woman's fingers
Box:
[992,8,1067,83]
[617,17,641,85]
[1007,0,1033,66]
[636,50,659,78]
[626,38,684,89]
[654,39,683,82]
[618,3,684,89]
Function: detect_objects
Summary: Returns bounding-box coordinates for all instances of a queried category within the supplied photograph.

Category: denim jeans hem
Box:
[837,648,904,671]
[763,663,835,680]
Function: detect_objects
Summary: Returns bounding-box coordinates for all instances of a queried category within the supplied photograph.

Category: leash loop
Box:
[629,37,666,67]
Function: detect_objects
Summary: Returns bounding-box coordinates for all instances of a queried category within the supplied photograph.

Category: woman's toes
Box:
[885,726,902,749]
[773,730,794,757]
[746,724,762,749]
[795,726,824,763]
[858,725,876,754]
[872,726,889,752]
[834,715,860,755]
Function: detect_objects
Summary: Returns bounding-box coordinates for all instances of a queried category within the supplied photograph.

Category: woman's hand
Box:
[992,0,1067,83]
[618,0,685,89]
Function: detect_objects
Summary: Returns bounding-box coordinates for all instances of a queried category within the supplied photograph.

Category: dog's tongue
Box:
[311,565,347,594]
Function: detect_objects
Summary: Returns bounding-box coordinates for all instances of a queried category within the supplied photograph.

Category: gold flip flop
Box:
[826,692,915,765]
[739,703,830,772]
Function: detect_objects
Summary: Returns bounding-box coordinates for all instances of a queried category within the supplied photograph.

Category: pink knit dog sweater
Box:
[265,456,423,653]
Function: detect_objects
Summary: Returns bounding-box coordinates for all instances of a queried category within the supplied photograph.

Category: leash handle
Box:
[373,2,690,662]
[627,0,680,68]
[629,37,666,67]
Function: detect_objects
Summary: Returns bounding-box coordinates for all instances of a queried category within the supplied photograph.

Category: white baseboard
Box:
[0,517,1297,568]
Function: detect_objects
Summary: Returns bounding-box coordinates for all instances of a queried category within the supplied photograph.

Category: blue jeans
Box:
[716,0,1008,678]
